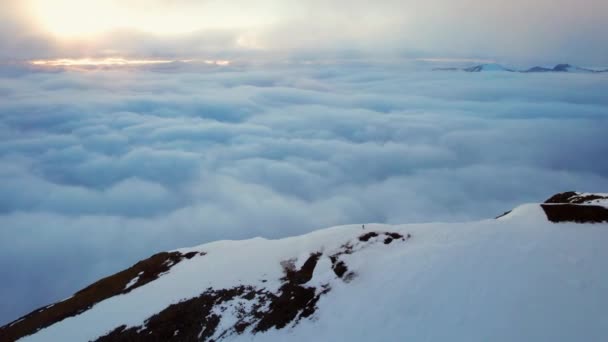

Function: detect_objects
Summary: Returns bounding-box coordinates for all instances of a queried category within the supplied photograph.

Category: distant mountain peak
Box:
[463,63,514,72]
[435,63,608,73]
[553,63,573,71]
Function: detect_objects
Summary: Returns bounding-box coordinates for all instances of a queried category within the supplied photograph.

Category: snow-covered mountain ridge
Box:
[2,191,608,342]
[434,63,608,73]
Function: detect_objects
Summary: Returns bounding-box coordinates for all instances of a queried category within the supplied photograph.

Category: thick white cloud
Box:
[1,63,608,324]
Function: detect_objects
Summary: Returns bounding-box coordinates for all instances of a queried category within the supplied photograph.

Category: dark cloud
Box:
[1,63,608,325]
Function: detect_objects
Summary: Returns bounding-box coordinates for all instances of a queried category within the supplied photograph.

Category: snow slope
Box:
[4,192,608,342]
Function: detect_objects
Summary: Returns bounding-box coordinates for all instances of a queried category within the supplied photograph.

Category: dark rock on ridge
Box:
[541,191,608,223]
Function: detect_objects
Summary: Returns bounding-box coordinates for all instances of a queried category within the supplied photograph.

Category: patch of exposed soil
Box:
[282,253,321,285]
[359,231,405,242]
[541,204,608,223]
[254,253,325,332]
[329,243,353,278]
[358,232,379,242]
[331,232,409,279]
[331,260,349,278]
[0,251,204,342]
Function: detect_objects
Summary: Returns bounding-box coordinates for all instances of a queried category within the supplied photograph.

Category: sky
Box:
[1,0,608,65]
[1,0,608,327]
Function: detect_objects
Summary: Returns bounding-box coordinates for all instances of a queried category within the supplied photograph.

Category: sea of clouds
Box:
[1,62,608,324]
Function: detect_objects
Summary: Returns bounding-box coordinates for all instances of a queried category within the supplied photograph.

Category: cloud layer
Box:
[1,63,608,324]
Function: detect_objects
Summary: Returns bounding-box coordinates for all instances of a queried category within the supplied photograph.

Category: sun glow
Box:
[29,58,231,68]
[30,58,175,67]
[26,0,278,38]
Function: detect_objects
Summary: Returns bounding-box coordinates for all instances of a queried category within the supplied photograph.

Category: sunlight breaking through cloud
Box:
[29,58,231,68]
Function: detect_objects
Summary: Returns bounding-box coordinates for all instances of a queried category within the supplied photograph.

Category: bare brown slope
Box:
[0,251,202,342]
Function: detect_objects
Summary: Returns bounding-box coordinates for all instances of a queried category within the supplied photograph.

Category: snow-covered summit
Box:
[523,64,606,73]
[434,63,514,72]
[435,63,608,73]
[2,192,608,342]
[463,63,514,72]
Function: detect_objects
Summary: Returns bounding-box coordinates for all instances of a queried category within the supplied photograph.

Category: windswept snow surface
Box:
[20,204,608,342]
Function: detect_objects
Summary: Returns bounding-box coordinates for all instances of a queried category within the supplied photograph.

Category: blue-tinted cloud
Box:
[1,64,608,324]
